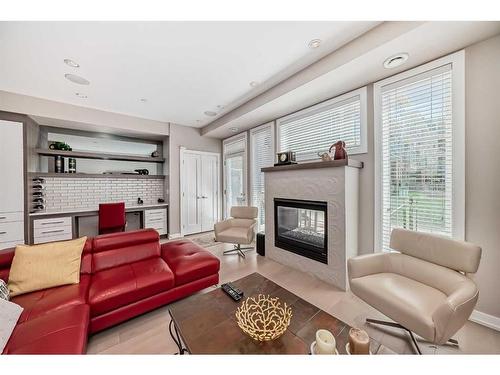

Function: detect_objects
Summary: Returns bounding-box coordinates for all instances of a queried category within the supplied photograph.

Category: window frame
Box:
[222,132,248,219]
[276,86,368,160]
[373,50,465,252]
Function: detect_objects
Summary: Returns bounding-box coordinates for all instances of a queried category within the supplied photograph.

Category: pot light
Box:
[308,39,322,49]
[204,111,217,117]
[230,127,239,133]
[383,53,409,69]
[65,73,90,85]
[140,98,148,103]
[249,81,259,87]
[64,59,80,68]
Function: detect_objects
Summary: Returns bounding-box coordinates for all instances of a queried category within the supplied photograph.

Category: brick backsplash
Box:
[41,177,165,212]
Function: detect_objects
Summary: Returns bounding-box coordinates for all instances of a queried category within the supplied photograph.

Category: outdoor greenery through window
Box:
[277,87,367,161]
[380,64,453,251]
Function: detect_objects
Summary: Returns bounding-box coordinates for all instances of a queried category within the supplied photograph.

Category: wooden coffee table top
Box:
[168,272,382,354]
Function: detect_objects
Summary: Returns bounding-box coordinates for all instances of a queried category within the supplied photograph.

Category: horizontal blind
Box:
[224,136,246,156]
[381,64,453,251]
[278,95,361,161]
[250,125,273,231]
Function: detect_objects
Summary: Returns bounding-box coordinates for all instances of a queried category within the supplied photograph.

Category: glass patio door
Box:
[223,134,247,218]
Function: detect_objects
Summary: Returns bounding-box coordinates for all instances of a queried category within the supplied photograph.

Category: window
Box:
[277,87,367,161]
[223,133,247,218]
[250,123,275,232]
[374,51,465,251]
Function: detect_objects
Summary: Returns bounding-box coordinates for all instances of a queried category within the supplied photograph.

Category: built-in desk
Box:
[28,203,168,244]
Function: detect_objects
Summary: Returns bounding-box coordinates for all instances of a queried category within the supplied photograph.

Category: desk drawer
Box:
[0,221,24,243]
[0,211,23,224]
[34,217,72,230]
[33,232,73,244]
[144,208,167,220]
[33,217,73,244]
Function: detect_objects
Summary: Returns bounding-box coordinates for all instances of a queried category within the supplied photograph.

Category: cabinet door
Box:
[200,155,219,232]
[0,120,24,212]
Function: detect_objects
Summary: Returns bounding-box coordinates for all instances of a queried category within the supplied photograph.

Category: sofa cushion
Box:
[92,229,160,273]
[3,304,89,354]
[8,237,87,297]
[161,240,220,286]
[350,272,447,341]
[89,257,174,317]
[11,274,90,323]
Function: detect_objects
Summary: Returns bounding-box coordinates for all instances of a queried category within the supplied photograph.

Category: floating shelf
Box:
[35,148,165,163]
[29,172,166,179]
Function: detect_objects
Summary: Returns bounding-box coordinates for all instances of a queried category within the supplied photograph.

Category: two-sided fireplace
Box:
[274,198,328,264]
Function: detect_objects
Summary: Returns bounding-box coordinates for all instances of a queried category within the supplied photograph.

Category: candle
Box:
[348,328,370,354]
[315,329,336,354]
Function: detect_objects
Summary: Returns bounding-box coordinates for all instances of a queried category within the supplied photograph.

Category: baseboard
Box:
[470,310,500,331]
[168,233,183,240]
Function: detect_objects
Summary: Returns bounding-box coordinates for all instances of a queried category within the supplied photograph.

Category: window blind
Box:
[223,136,246,156]
[250,124,274,231]
[277,93,363,161]
[380,64,453,251]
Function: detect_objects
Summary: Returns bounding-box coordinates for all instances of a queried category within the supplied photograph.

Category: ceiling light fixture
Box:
[204,110,217,117]
[249,81,259,87]
[230,127,239,133]
[64,59,80,68]
[308,39,322,49]
[383,53,409,69]
[140,98,148,103]
[65,73,90,85]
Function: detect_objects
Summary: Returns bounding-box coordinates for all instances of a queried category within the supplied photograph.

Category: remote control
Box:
[221,283,243,301]
[225,282,244,296]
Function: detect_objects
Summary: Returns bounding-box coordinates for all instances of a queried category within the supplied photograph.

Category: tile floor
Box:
[86,233,500,354]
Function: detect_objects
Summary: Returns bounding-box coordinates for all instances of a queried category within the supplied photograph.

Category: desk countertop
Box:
[29,203,168,217]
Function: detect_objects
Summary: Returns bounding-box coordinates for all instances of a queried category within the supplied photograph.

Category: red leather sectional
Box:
[0,229,220,354]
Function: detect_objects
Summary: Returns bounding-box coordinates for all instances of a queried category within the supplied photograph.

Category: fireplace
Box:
[274,198,328,264]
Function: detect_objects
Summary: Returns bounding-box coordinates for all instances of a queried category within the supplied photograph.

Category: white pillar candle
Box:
[315,329,336,354]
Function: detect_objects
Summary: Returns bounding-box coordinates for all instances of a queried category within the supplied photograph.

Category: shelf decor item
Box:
[68,158,76,173]
[346,328,371,354]
[235,294,292,341]
[329,140,347,160]
[275,151,297,166]
[54,155,64,173]
[314,329,338,354]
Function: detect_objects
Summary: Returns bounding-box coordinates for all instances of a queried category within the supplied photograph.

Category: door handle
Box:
[202,196,208,199]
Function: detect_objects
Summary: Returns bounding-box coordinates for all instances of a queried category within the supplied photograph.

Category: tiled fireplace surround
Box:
[41,177,165,212]
[264,162,360,290]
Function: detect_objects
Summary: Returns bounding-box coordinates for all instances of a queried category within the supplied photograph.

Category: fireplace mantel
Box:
[263,160,360,290]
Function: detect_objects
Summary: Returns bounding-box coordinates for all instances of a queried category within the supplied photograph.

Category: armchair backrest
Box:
[230,206,258,219]
[390,228,481,273]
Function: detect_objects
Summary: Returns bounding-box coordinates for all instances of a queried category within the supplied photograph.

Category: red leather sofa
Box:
[0,229,220,354]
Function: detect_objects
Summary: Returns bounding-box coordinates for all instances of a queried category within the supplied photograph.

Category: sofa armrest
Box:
[347,253,389,281]
[432,279,479,344]
[245,221,257,243]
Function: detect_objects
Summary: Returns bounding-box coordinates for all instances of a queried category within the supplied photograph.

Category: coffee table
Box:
[168,272,382,354]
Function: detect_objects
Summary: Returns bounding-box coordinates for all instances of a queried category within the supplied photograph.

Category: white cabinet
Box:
[144,208,167,235]
[0,120,24,250]
[33,216,72,244]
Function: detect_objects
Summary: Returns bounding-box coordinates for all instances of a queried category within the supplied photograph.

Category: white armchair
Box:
[214,206,258,258]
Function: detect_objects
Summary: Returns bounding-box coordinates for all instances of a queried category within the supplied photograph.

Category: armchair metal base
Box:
[366,318,459,355]
[223,244,254,258]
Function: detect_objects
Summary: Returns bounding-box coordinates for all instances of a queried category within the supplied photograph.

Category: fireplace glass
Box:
[274,198,328,264]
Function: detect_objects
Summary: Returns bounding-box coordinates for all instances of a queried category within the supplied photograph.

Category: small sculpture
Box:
[317,152,332,161]
[329,141,347,160]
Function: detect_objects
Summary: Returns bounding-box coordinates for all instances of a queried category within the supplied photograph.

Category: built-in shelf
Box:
[29,172,166,179]
[35,148,165,163]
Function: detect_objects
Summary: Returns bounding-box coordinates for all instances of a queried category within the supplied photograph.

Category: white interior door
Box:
[182,151,202,235]
[181,149,220,235]
[200,155,219,232]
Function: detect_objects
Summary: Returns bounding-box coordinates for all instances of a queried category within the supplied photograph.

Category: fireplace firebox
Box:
[274,198,328,264]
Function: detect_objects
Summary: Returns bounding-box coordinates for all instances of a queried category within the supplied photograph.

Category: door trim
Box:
[180,147,221,236]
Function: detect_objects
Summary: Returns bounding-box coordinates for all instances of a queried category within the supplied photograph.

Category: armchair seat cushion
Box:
[215,227,252,244]
[89,258,174,317]
[161,240,220,286]
[350,272,447,341]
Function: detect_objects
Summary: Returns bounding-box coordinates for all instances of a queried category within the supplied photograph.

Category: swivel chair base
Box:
[223,244,253,258]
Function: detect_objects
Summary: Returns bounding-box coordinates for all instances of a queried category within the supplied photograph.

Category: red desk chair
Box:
[98,202,126,235]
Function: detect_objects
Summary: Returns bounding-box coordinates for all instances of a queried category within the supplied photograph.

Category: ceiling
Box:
[203,21,500,138]
[0,21,379,128]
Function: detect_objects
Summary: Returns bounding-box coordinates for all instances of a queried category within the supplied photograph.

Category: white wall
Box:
[168,124,222,235]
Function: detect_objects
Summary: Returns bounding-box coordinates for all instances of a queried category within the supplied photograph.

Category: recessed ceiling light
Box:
[65,73,90,85]
[75,92,87,99]
[140,98,148,103]
[216,104,225,109]
[249,81,259,87]
[64,59,80,68]
[230,127,239,133]
[204,111,217,117]
[383,53,409,69]
[308,39,322,49]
